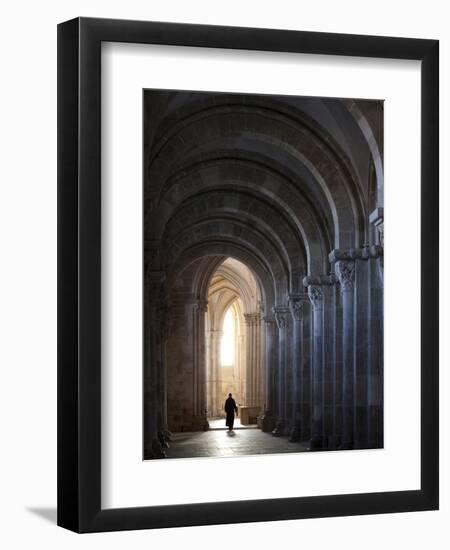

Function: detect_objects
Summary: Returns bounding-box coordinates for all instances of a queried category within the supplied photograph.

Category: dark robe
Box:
[224,397,238,429]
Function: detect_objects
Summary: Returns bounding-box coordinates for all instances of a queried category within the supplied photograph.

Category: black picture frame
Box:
[57,17,439,533]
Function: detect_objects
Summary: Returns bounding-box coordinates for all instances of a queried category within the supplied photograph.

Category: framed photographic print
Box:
[57,17,439,532]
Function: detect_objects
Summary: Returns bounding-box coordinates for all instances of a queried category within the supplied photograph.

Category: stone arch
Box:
[166,242,275,312]
[344,99,384,207]
[146,102,367,248]
[205,257,264,418]
[161,192,306,287]
[150,157,330,275]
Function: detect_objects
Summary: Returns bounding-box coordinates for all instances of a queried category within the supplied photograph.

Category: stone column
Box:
[288,293,308,441]
[272,306,289,436]
[244,312,261,407]
[260,315,276,432]
[143,271,166,459]
[238,330,246,406]
[329,246,383,450]
[306,285,325,448]
[332,255,356,449]
[159,309,173,448]
[367,245,384,448]
[207,329,222,417]
[302,275,338,449]
[254,314,262,407]
[191,299,209,430]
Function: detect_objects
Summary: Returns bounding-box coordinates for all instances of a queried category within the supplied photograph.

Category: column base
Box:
[367,437,383,449]
[338,439,354,451]
[191,415,209,431]
[308,435,330,451]
[272,420,284,436]
[289,422,302,442]
[258,411,276,432]
[144,437,167,459]
[158,431,170,449]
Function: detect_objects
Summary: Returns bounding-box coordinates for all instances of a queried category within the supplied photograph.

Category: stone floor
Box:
[165,424,309,459]
[207,417,256,430]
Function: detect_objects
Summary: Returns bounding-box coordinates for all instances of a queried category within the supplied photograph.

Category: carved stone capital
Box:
[302,274,337,287]
[262,314,275,325]
[194,299,208,313]
[335,260,355,292]
[329,246,383,263]
[272,307,289,329]
[307,286,323,309]
[244,312,260,326]
[288,292,309,321]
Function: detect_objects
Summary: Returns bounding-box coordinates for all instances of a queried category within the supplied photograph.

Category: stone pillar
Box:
[191,299,209,430]
[255,314,262,407]
[260,315,276,432]
[367,246,384,448]
[329,246,383,450]
[159,309,173,448]
[323,282,339,449]
[238,330,246,407]
[336,259,356,449]
[300,302,312,442]
[207,329,222,417]
[354,255,370,449]
[143,271,166,459]
[306,285,325,448]
[288,293,308,441]
[244,312,261,407]
[272,306,289,436]
[331,254,356,450]
[302,275,338,449]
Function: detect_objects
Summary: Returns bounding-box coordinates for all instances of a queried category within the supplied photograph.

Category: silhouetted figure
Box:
[224,393,238,431]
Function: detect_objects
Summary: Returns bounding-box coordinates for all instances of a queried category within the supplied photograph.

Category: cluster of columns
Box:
[261,296,312,439]
[260,244,383,451]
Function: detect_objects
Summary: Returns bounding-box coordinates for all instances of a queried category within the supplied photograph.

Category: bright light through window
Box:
[220,308,235,366]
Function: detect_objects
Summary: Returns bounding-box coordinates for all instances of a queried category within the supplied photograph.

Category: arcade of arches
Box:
[143,91,384,459]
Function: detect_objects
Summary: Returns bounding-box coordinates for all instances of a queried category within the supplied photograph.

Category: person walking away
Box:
[224,393,238,431]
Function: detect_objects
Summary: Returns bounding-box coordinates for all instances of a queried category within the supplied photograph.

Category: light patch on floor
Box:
[165,428,308,459]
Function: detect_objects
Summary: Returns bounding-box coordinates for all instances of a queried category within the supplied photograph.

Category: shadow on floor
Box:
[26,506,57,525]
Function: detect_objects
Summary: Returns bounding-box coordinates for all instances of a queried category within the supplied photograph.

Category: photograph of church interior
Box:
[143,90,384,460]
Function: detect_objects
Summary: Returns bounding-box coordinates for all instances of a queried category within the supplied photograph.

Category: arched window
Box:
[220,307,235,367]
